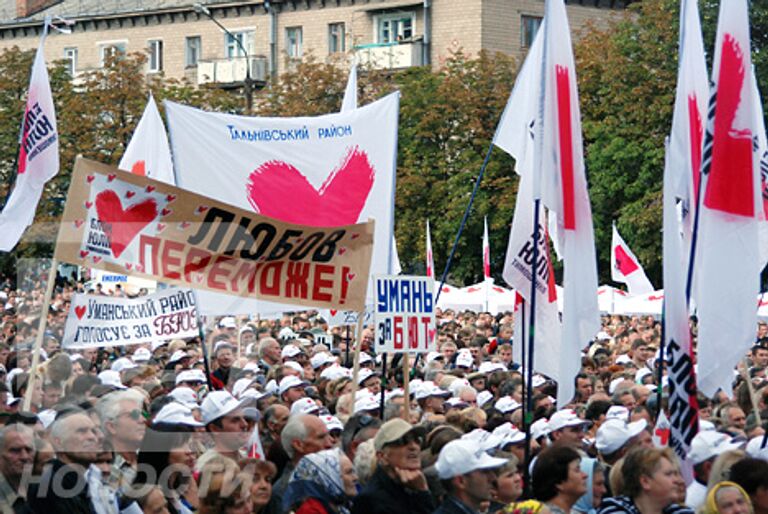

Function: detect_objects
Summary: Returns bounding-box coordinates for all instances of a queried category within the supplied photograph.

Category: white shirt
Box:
[686,480,707,511]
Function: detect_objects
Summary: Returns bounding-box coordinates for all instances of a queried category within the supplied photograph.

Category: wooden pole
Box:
[24,258,58,411]
[740,357,762,426]
[348,313,365,408]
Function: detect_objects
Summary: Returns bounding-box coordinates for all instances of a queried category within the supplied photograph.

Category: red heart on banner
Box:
[178,221,191,230]
[330,310,338,316]
[246,146,375,226]
[135,263,145,273]
[347,272,356,281]
[79,250,89,258]
[95,190,158,258]
[146,185,156,193]
[126,191,136,199]
[350,233,360,240]
[166,194,177,202]
[85,201,93,209]
[86,175,95,184]
[157,223,166,232]
[338,247,347,256]
[195,205,208,215]
[161,208,172,216]
[107,174,116,182]
[74,305,86,319]
[74,220,84,228]
[92,256,102,264]
[125,263,133,271]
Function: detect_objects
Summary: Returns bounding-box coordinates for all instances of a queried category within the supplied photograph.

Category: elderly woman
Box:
[702,482,752,514]
[597,448,685,514]
[574,458,607,514]
[283,448,358,514]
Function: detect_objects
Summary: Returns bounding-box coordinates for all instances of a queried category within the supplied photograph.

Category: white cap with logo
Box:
[435,439,507,480]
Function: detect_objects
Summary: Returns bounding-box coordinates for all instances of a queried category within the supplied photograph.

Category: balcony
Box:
[354,41,423,70]
[197,56,268,86]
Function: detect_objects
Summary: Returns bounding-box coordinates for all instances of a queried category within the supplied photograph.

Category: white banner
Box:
[63,287,199,349]
[374,276,435,353]
[166,93,399,315]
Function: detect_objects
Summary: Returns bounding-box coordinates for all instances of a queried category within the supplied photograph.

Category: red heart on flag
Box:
[179,221,191,230]
[135,263,145,273]
[85,201,93,209]
[86,175,95,184]
[107,174,116,182]
[157,223,166,232]
[74,305,86,319]
[126,263,133,271]
[95,190,158,258]
[347,272,356,281]
[146,185,156,193]
[330,310,338,316]
[131,160,146,176]
[195,205,209,215]
[92,256,102,264]
[350,233,360,240]
[161,208,172,216]
[338,247,347,256]
[79,250,89,258]
[126,191,136,199]
[166,194,177,203]
[246,146,375,226]
[74,220,84,228]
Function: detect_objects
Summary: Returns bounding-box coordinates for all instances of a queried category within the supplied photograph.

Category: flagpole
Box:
[23,257,57,411]
[523,198,541,496]
[435,141,495,305]
[191,291,214,392]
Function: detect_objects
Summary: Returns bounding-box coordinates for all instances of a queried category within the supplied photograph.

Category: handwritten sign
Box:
[63,287,199,348]
[374,275,436,353]
[55,158,374,311]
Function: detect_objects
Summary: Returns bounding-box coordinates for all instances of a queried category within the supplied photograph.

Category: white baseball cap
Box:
[278,375,308,396]
[477,390,494,407]
[606,406,630,421]
[358,368,379,385]
[219,316,236,329]
[461,429,504,452]
[132,348,151,363]
[232,378,256,399]
[456,351,474,368]
[435,439,507,479]
[155,403,204,427]
[168,387,199,409]
[448,378,472,397]
[354,393,380,414]
[175,369,206,385]
[548,409,590,432]
[688,431,743,465]
[493,422,526,446]
[168,350,191,364]
[200,391,253,425]
[311,352,336,369]
[531,418,551,440]
[320,364,351,381]
[745,436,768,461]
[284,361,304,377]
[320,415,344,432]
[478,361,506,374]
[414,381,451,401]
[426,352,443,364]
[111,357,137,373]
[290,397,320,416]
[98,370,126,389]
[494,396,521,413]
[595,418,648,454]
[282,345,302,359]
[359,353,373,365]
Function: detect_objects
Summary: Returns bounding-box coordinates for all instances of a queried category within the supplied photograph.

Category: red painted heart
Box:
[74,220,84,228]
[350,233,360,240]
[85,201,93,209]
[246,146,375,226]
[74,305,86,319]
[178,221,191,230]
[92,256,102,264]
[157,223,166,232]
[135,263,145,273]
[330,309,338,316]
[95,190,158,259]
[126,191,136,199]
[125,263,133,271]
[161,208,172,216]
[166,194,177,202]
[107,174,116,182]
[79,250,89,258]
[195,205,209,215]
[146,185,156,193]
[338,247,347,256]
[347,272,356,281]
[86,175,95,184]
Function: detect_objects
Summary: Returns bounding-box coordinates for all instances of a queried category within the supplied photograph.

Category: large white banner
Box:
[166,94,399,315]
[63,287,199,349]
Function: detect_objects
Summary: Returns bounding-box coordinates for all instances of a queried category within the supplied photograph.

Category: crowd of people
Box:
[0,271,766,514]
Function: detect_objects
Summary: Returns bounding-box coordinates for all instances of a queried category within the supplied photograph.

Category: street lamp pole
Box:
[194,3,253,113]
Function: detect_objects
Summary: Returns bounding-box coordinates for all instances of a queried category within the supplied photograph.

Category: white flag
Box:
[483,216,491,281]
[119,93,175,185]
[341,61,358,113]
[0,27,59,251]
[426,220,435,279]
[668,0,709,263]
[695,0,762,397]
[611,223,654,295]
[663,138,699,461]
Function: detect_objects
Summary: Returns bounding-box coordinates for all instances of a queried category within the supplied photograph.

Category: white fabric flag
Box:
[119,93,176,185]
[663,138,699,461]
[483,216,491,281]
[340,60,402,276]
[695,0,761,397]
[0,26,59,251]
[668,0,709,264]
[611,223,654,295]
[426,220,435,279]
[166,93,399,315]
[750,69,768,270]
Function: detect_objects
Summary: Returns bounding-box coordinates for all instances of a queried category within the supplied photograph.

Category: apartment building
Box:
[0,0,633,91]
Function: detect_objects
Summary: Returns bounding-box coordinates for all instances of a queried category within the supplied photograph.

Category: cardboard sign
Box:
[374,275,436,353]
[63,287,199,348]
[55,158,374,311]
[328,306,374,326]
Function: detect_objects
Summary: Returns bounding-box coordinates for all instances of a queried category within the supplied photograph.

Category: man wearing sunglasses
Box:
[352,418,434,514]
[96,390,146,495]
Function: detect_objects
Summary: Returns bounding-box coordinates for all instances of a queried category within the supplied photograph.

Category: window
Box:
[521,15,543,48]
[225,30,254,58]
[377,12,414,44]
[286,27,303,58]
[328,22,345,54]
[186,36,202,67]
[148,40,163,72]
[99,42,126,67]
[63,47,77,76]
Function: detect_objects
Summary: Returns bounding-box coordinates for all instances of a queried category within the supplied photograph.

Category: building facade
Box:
[0,0,633,90]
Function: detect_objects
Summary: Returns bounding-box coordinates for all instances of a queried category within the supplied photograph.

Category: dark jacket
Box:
[27,460,95,514]
[433,496,478,514]
[351,465,435,514]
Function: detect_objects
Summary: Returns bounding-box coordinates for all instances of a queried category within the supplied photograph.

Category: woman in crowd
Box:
[702,482,752,514]
[597,448,684,514]
[574,458,607,514]
[197,456,253,514]
[489,452,523,512]
[239,458,279,514]
[283,448,359,514]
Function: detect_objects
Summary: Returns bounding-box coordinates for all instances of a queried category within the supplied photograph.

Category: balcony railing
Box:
[354,40,423,70]
[197,56,268,85]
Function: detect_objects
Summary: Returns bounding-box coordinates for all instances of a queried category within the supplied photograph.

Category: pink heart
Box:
[246,146,375,226]
[74,306,86,319]
[74,220,84,228]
